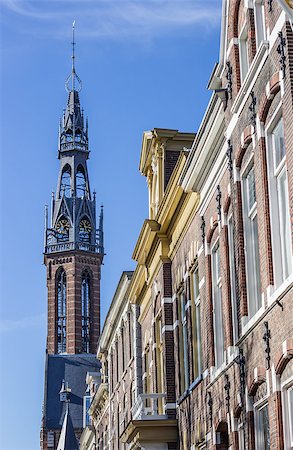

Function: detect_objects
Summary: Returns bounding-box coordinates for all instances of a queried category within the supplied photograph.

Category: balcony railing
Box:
[132,393,167,420]
[45,242,103,254]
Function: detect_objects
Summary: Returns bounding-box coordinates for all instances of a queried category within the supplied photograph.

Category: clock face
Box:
[56,217,70,241]
[79,219,92,242]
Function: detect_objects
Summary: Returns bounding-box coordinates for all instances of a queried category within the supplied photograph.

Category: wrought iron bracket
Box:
[224,374,231,412]
[263,321,271,369]
[227,139,233,175]
[200,216,206,245]
[226,61,233,99]
[249,91,257,128]
[216,185,222,222]
[277,31,286,79]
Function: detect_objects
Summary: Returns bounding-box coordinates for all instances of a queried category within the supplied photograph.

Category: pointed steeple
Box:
[59,21,88,157]
[57,408,79,450]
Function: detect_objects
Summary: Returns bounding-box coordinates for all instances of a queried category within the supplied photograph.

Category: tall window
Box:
[191,268,202,379]
[267,117,292,287]
[255,403,270,449]
[83,393,91,427]
[254,0,266,49]
[212,242,224,368]
[282,383,293,447]
[60,166,71,198]
[76,166,87,198]
[228,214,239,343]
[242,165,261,317]
[81,271,90,353]
[178,290,189,393]
[239,25,249,82]
[155,315,164,413]
[57,269,67,353]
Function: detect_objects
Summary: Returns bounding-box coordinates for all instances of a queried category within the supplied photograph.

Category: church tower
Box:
[41,25,103,450]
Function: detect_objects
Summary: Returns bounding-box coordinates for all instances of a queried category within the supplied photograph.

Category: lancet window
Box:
[81,270,91,353]
[60,165,71,198]
[76,166,87,198]
[57,269,67,353]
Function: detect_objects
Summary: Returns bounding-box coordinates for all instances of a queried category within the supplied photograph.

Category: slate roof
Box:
[43,354,100,430]
[57,407,79,450]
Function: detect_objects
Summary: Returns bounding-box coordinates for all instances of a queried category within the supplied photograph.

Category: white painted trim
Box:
[199,277,205,290]
[161,297,172,305]
[162,325,173,334]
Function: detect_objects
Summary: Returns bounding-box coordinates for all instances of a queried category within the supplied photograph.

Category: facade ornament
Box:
[249,91,257,128]
[216,185,222,222]
[277,31,286,79]
[224,374,231,412]
[226,61,233,99]
[263,321,271,369]
[200,216,206,245]
[267,0,273,12]
[207,391,213,428]
[236,348,246,405]
[226,139,233,175]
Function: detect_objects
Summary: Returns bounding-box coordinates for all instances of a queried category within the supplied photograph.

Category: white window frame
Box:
[265,108,293,290]
[241,161,262,318]
[211,240,225,369]
[254,399,271,450]
[192,267,202,379]
[179,290,189,392]
[254,0,266,49]
[239,23,249,82]
[282,375,293,449]
[238,419,245,450]
[83,394,91,428]
[227,213,238,343]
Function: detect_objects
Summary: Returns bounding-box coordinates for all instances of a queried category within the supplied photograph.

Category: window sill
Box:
[231,41,269,115]
[267,274,293,308]
[241,305,265,336]
[177,374,203,405]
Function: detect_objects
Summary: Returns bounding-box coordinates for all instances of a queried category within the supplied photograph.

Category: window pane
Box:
[247,166,256,211]
[228,216,238,342]
[212,245,224,367]
[259,405,270,450]
[277,170,292,280]
[255,2,265,48]
[272,118,286,169]
[289,387,293,443]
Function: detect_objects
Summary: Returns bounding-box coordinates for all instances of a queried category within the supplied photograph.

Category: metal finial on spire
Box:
[65,21,82,93]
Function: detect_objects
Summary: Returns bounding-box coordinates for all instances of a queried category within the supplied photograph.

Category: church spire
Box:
[59,22,88,158]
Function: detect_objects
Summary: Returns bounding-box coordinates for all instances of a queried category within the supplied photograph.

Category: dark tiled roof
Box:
[43,354,100,429]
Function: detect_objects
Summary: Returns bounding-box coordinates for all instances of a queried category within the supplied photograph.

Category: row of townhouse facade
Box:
[80,0,293,449]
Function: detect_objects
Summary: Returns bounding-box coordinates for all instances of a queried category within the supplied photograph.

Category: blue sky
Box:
[0,1,221,448]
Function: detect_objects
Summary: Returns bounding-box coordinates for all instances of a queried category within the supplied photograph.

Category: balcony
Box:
[132,393,167,420]
[121,393,178,447]
[45,241,103,255]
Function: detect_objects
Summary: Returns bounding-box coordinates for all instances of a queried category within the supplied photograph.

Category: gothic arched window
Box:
[57,269,67,353]
[76,166,87,198]
[60,165,71,198]
[81,271,90,353]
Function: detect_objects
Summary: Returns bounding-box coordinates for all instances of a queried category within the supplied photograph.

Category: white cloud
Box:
[0,313,46,333]
[1,0,221,40]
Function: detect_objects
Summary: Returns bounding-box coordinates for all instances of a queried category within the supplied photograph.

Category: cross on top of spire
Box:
[65,21,82,93]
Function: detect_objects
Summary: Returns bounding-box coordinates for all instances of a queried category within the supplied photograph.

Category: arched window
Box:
[57,269,67,353]
[81,271,90,353]
[76,166,87,198]
[79,217,92,243]
[60,165,71,198]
